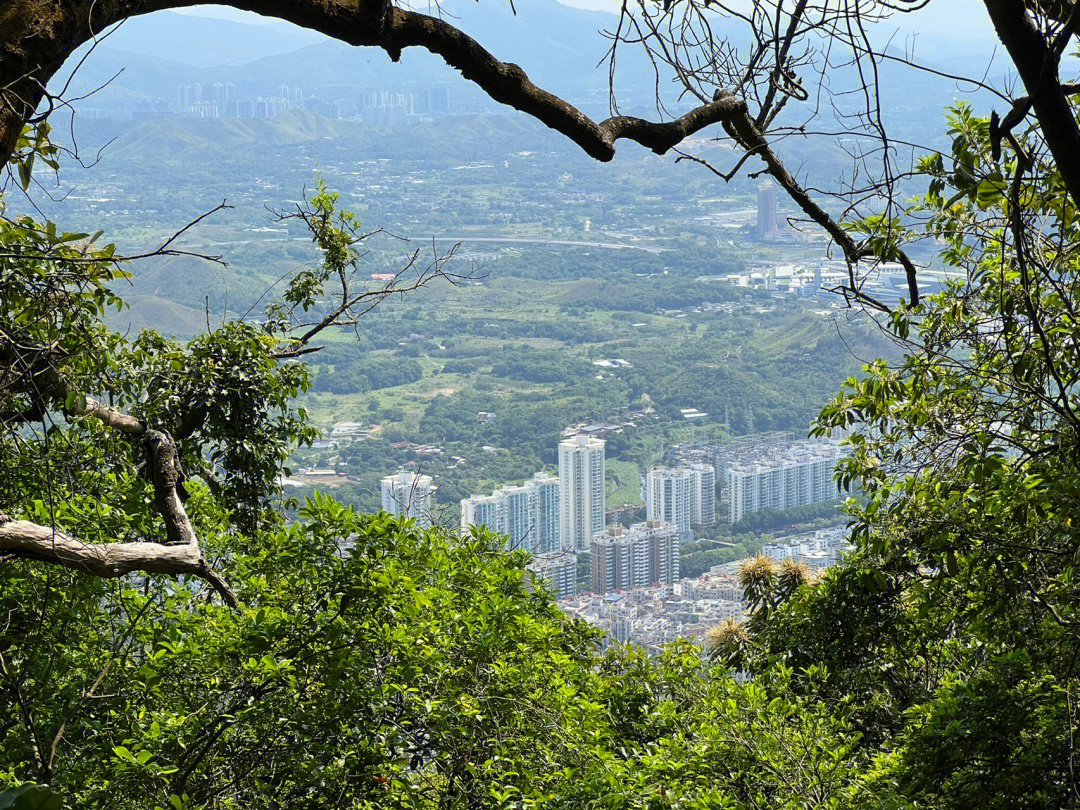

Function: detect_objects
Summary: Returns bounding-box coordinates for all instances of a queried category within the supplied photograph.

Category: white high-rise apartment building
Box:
[529,472,561,552]
[728,441,843,523]
[381,471,437,528]
[460,492,503,537]
[460,472,561,553]
[646,467,693,542]
[690,463,716,526]
[590,520,680,595]
[526,552,577,600]
[558,435,606,552]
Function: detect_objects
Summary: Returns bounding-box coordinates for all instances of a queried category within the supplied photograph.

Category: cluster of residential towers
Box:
[379,431,844,602]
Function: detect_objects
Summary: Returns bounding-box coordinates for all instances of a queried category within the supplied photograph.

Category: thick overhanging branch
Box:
[51,393,197,544]
[1,0,746,166]
[0,512,237,606]
[1,373,229,600]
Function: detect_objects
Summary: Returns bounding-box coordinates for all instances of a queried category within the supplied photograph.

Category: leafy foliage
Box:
[7,34,1080,807]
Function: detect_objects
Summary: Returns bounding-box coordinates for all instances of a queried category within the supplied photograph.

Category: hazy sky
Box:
[176,0,996,41]
[556,0,995,38]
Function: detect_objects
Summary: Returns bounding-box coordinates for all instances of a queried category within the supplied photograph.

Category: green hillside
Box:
[106,294,209,337]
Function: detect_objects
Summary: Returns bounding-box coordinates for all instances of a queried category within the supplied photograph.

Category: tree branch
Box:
[0,512,237,606]
[718,90,919,308]
[0,0,745,167]
[983,0,1080,206]
[2,382,231,601]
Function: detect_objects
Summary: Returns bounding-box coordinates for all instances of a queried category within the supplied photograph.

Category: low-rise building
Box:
[562,568,746,654]
[761,525,851,570]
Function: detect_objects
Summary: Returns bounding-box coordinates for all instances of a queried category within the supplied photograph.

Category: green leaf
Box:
[17,158,32,191]
[0,785,63,810]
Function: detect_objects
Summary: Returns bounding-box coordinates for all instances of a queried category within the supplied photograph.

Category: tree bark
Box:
[0,512,237,605]
[0,379,229,601]
[0,0,743,168]
[983,0,1080,206]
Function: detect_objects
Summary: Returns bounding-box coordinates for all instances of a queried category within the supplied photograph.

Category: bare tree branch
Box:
[0,512,237,606]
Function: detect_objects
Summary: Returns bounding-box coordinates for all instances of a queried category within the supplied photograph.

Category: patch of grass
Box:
[606,459,643,508]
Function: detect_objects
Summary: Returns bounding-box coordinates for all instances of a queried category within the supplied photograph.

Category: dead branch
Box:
[0,512,237,606]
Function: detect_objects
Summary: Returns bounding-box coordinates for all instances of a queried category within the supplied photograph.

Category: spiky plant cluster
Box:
[705,619,750,668]
[778,558,814,597]
[738,555,778,610]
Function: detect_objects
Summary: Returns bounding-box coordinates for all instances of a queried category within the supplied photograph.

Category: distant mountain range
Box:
[95,11,329,67]
[49,0,1014,140]
[53,0,653,114]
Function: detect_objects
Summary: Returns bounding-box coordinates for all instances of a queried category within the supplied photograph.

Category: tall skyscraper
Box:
[558,435,606,552]
[646,467,693,542]
[381,471,437,528]
[757,181,778,237]
[590,520,679,595]
[690,463,716,527]
[459,472,561,553]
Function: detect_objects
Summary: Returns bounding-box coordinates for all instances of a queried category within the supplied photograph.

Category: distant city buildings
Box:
[708,432,797,481]
[460,472,560,553]
[756,181,778,237]
[564,524,851,653]
[460,492,501,535]
[690,463,716,527]
[278,84,304,108]
[696,256,951,302]
[645,463,716,541]
[526,552,577,600]
[176,83,450,124]
[761,526,851,571]
[728,439,844,523]
[590,520,679,595]
[178,82,235,117]
[563,576,743,653]
[414,87,450,114]
[364,427,849,656]
[328,420,377,444]
[361,90,413,126]
[645,467,693,542]
[381,471,437,528]
[559,434,606,552]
